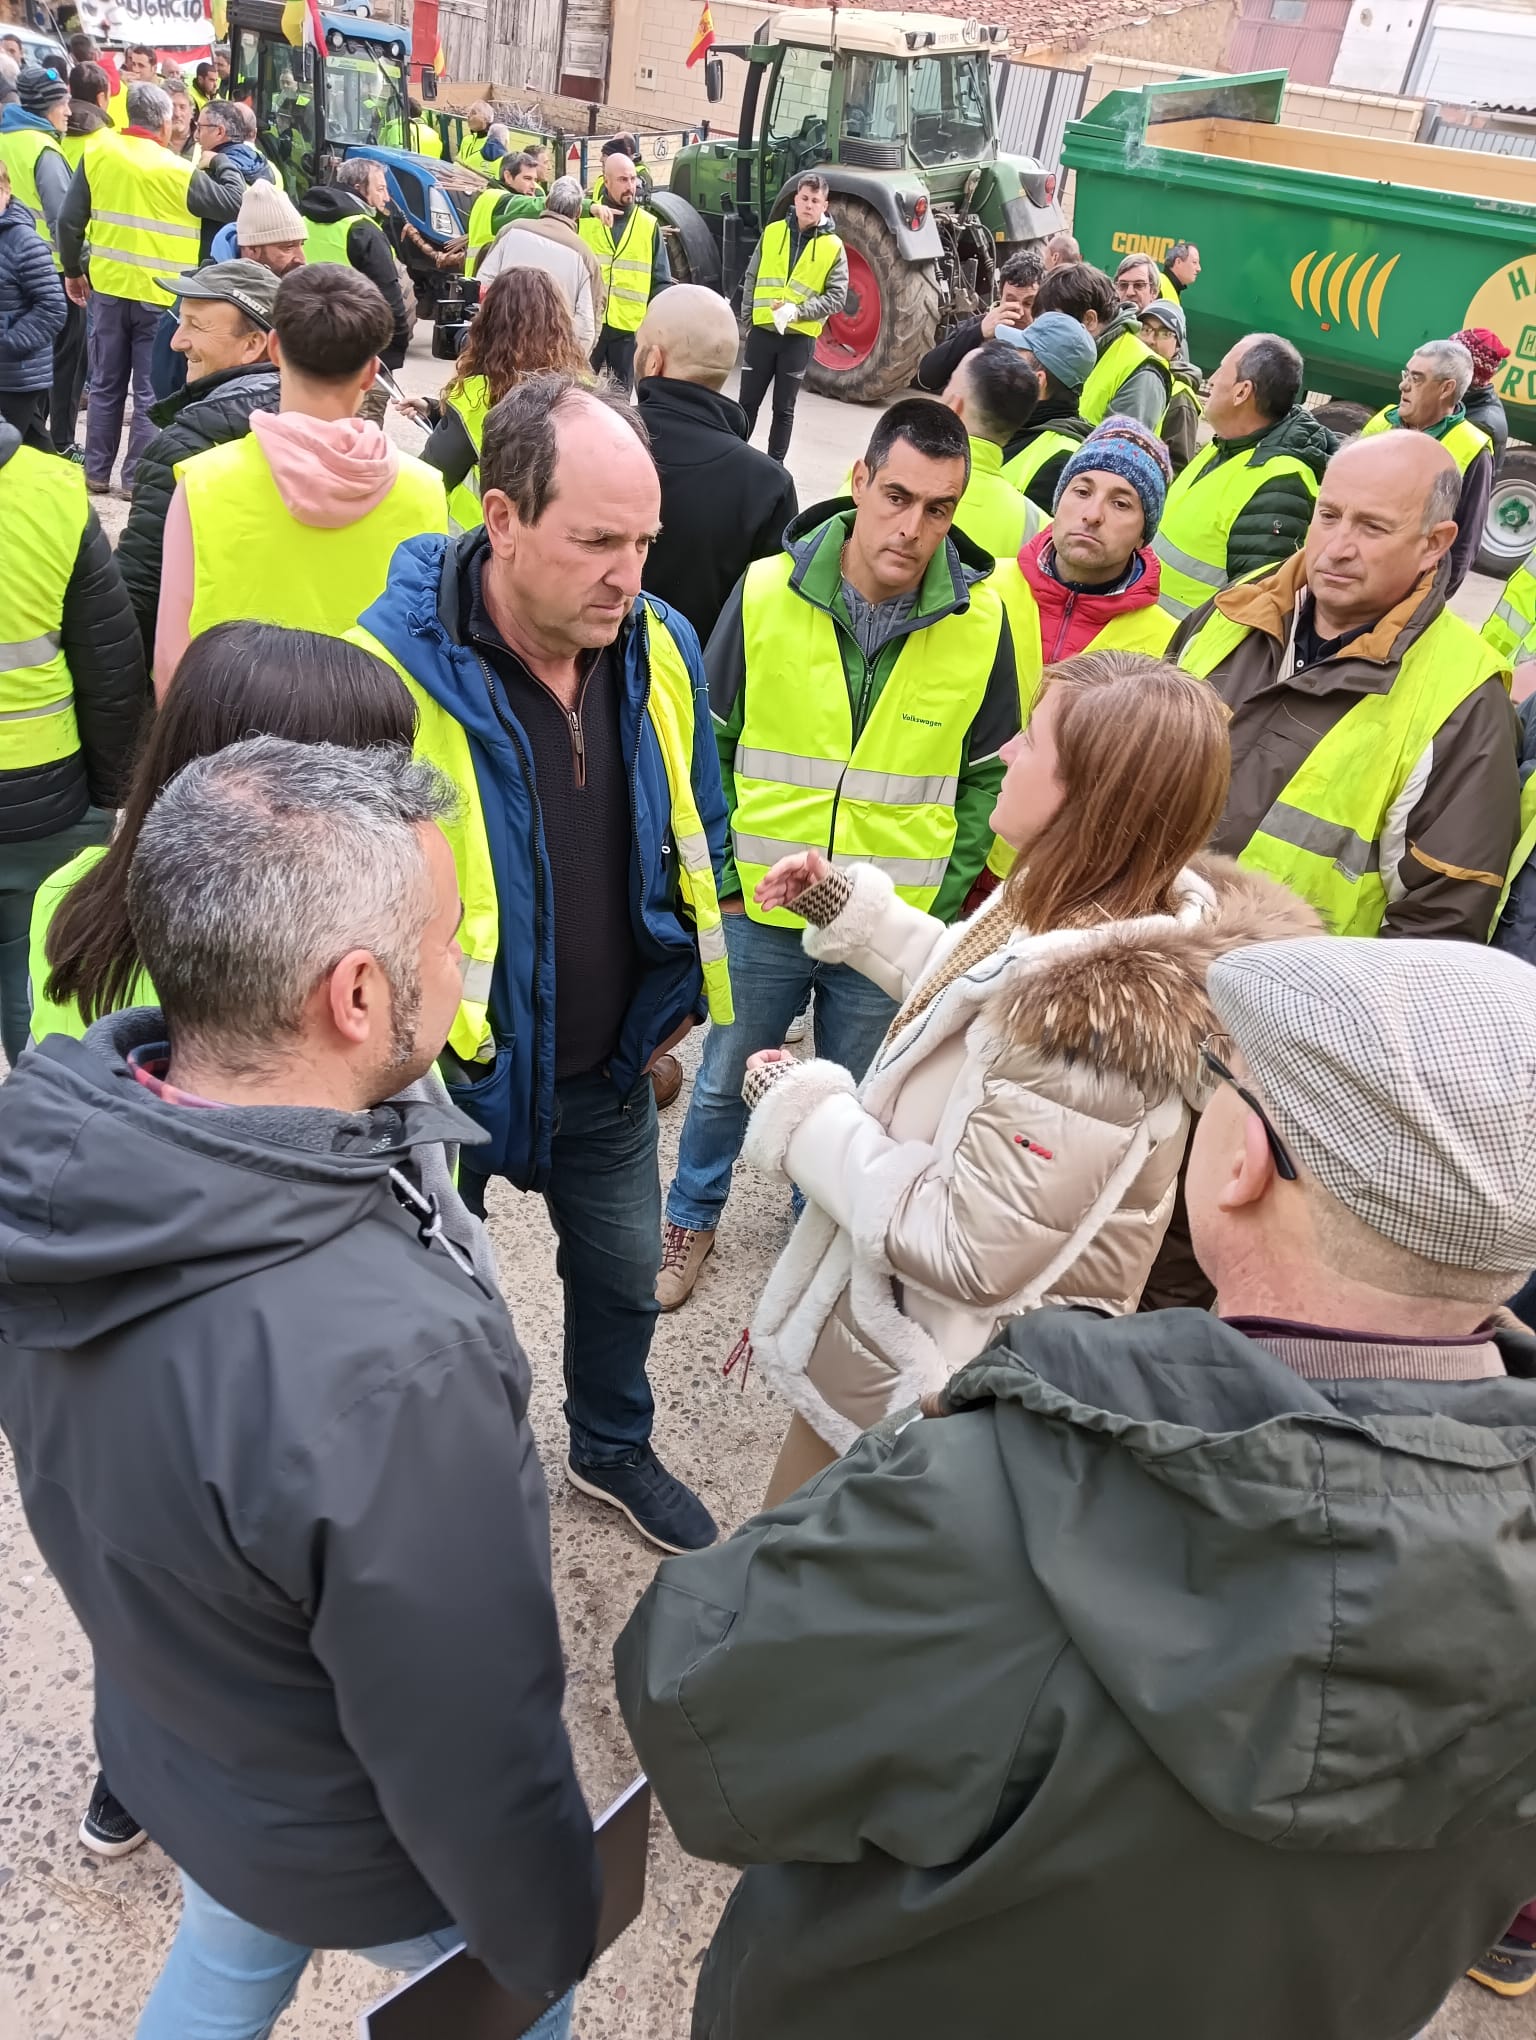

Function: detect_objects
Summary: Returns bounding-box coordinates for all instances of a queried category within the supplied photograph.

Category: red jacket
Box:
[1015,530,1165,666]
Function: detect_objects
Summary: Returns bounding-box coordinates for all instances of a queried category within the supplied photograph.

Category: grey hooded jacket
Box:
[0,1010,599,1999]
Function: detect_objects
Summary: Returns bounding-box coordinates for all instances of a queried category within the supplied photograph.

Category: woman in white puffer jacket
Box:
[741,649,1318,1507]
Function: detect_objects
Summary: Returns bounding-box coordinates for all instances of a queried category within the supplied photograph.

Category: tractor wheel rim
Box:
[816,246,882,371]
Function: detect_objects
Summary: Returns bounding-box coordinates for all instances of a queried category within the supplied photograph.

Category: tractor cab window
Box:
[324,43,405,147]
[765,41,832,183]
[234,31,319,193]
[908,53,989,166]
[840,55,905,143]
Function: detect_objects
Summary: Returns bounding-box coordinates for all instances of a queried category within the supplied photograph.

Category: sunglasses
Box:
[1200,1045,1298,1182]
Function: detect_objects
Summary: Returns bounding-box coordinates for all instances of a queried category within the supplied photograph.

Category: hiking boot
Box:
[1469,1937,1536,1997]
[656,1222,714,1310]
[566,1447,718,1553]
[79,1774,147,1859]
[650,1052,683,1109]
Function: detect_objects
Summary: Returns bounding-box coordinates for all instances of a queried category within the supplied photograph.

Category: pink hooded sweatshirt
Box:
[153,411,404,696]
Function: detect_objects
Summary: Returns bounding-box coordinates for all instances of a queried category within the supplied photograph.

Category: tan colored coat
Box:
[744,857,1317,1452]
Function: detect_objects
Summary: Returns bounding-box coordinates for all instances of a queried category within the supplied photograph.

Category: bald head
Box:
[1304,431,1461,637]
[635,284,740,391]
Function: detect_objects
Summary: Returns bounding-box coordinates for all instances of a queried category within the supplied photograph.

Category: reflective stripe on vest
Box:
[1484,562,1536,663]
[1,444,88,774]
[750,217,842,337]
[1361,406,1492,475]
[955,437,1048,559]
[1179,604,1508,934]
[177,434,448,641]
[0,127,67,266]
[1000,426,1080,493]
[733,551,1004,922]
[87,131,199,304]
[349,602,731,1060]
[1152,438,1320,618]
[984,560,1177,879]
[444,376,492,532]
[578,205,658,332]
[1080,328,1170,427]
[303,210,368,268]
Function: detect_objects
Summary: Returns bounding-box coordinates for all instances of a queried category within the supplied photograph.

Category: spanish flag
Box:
[280,0,326,49]
[685,0,716,67]
[433,38,447,74]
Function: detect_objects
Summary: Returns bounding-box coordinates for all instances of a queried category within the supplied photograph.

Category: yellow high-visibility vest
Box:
[302,211,369,267]
[1484,559,1536,663]
[86,129,199,304]
[578,203,658,333]
[733,550,1006,924]
[443,374,491,531]
[1179,601,1510,934]
[1,444,88,777]
[1361,406,1491,474]
[177,433,449,641]
[0,126,68,267]
[27,844,157,1041]
[1158,271,1178,303]
[349,601,732,1062]
[954,437,1048,560]
[1080,327,1170,426]
[1000,426,1081,494]
[1152,438,1320,619]
[463,184,503,276]
[1495,772,1536,933]
[750,217,842,337]
[983,558,1178,878]
[456,130,496,175]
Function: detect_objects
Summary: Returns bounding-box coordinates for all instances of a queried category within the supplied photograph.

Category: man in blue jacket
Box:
[355,371,729,1555]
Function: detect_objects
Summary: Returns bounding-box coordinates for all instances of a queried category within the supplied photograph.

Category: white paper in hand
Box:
[772,303,793,335]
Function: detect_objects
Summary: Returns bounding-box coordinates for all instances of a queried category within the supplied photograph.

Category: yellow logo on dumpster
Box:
[1289,250,1401,337]
[1463,252,1536,417]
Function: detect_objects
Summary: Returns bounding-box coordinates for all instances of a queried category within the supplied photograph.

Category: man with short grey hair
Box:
[617,932,1536,2040]
[57,74,243,490]
[475,171,604,346]
[297,154,411,417]
[0,734,599,2038]
[1362,335,1492,589]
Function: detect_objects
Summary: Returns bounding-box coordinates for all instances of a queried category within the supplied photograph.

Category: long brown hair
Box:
[447,269,590,408]
[1003,649,1230,932]
[45,623,416,1025]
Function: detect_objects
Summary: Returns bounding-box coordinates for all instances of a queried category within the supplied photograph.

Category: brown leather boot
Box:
[650,1052,683,1109]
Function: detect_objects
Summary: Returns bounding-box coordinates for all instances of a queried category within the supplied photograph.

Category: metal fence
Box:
[994,60,1089,168]
[1423,110,1536,155]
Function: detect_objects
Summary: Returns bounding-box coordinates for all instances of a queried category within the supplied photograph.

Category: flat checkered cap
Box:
[1208,936,1536,1274]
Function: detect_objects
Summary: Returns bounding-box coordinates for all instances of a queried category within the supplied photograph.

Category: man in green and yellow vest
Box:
[152,265,445,690]
[1153,333,1332,621]
[1034,260,1169,430]
[1362,336,1493,594]
[737,172,846,464]
[936,336,1050,559]
[463,148,542,277]
[0,412,145,1064]
[296,156,412,423]
[0,67,72,448]
[56,78,244,491]
[454,100,500,175]
[578,144,668,393]
[351,372,731,1558]
[1171,432,1518,942]
[657,396,1019,1310]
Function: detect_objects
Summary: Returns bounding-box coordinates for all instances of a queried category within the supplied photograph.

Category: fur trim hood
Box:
[987,857,1322,1097]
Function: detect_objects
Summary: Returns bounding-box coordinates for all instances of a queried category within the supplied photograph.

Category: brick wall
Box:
[608,0,761,136]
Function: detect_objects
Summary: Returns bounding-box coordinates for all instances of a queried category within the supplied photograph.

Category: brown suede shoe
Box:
[650,1052,683,1109]
[656,1221,715,1309]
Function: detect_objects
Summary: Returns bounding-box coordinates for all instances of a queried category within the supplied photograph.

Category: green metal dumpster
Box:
[1064,71,1536,572]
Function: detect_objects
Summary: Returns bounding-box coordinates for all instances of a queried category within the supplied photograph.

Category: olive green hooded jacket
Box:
[615,1307,1536,2040]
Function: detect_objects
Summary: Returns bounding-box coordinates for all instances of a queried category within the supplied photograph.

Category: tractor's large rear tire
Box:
[806,197,941,404]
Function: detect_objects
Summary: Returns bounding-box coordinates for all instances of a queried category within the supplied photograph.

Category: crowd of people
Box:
[6,77,1536,2039]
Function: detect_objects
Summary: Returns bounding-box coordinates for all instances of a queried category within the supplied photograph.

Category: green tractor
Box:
[657,8,1064,401]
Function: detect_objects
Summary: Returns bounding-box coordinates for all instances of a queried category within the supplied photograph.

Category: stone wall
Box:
[1033,0,1238,69]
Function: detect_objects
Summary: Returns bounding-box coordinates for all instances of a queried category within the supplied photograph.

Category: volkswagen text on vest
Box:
[1179,605,1508,934]
[578,203,658,333]
[1,446,89,778]
[177,434,449,642]
[351,602,733,1063]
[751,218,842,337]
[733,552,1004,925]
[1153,440,1320,618]
[86,130,199,304]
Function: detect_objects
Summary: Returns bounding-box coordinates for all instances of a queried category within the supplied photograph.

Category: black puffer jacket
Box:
[1208,404,1336,583]
[0,421,146,844]
[118,362,281,659]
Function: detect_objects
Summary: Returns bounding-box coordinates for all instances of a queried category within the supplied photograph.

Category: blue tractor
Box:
[228,1,485,314]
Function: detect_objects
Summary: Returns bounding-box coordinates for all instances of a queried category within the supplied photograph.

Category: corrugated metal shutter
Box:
[1227,0,1348,85]
[994,60,1088,165]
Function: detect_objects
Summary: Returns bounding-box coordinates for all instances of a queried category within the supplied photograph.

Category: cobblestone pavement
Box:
[3,320,1524,2038]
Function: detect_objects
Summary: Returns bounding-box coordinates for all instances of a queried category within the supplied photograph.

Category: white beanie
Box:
[236,179,308,247]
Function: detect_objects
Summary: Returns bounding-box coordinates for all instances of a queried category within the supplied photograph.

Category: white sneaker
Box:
[784,1009,810,1047]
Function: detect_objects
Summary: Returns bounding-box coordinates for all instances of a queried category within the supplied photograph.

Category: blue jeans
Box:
[137,1873,575,2040]
[666,910,897,1233]
[545,1069,663,1465]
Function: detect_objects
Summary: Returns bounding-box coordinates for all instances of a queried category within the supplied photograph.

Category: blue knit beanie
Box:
[1053,415,1173,538]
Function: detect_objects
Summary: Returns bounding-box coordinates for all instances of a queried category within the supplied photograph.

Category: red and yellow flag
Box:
[433,38,447,74]
[685,1,716,67]
[279,0,326,50]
